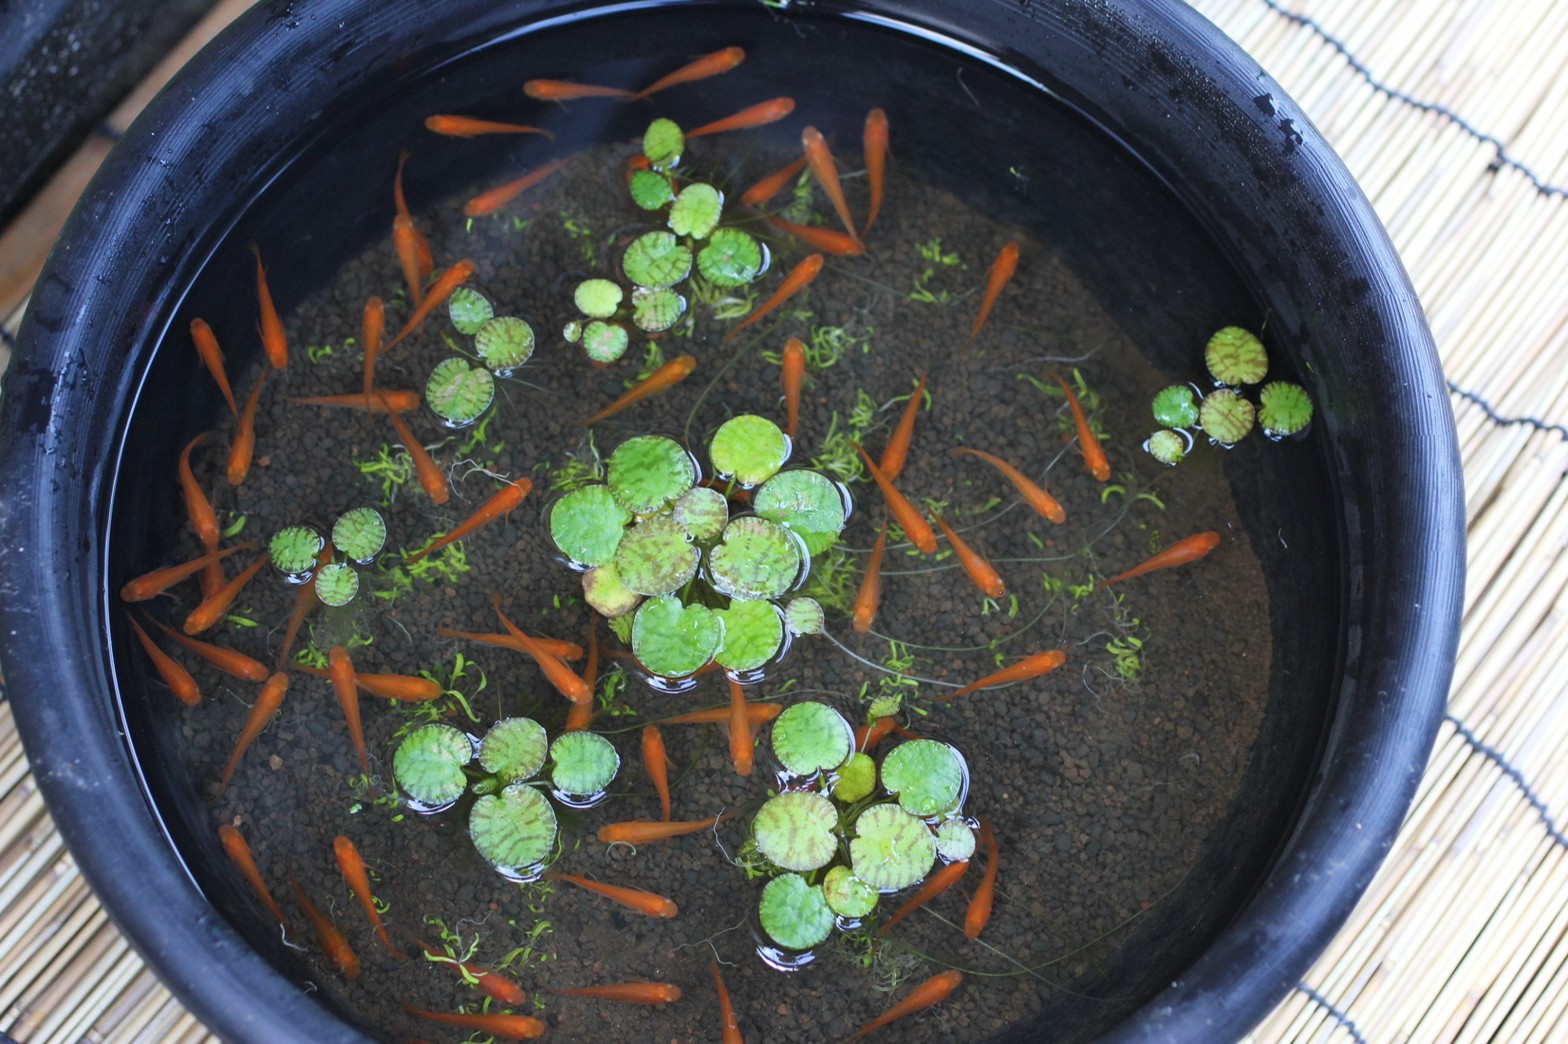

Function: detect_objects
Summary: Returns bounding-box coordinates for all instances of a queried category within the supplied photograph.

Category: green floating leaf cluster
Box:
[546,421,849,684]
[1145,326,1314,466]
[436,287,533,435]
[746,702,979,955]
[268,505,386,605]
[392,716,622,880]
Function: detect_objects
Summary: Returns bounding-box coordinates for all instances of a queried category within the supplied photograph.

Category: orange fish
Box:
[219,672,288,791]
[407,477,532,563]
[361,295,385,410]
[1050,371,1110,481]
[879,373,926,481]
[629,46,745,101]
[333,835,404,958]
[781,336,805,439]
[740,155,808,208]
[710,961,743,1044]
[687,97,794,139]
[642,725,671,821]
[416,941,529,1006]
[523,79,632,101]
[393,215,426,309]
[862,108,888,236]
[149,616,269,682]
[290,878,360,979]
[218,823,286,924]
[119,543,254,602]
[401,1002,545,1039]
[383,398,451,505]
[763,215,866,256]
[251,245,289,370]
[725,253,824,343]
[854,714,895,752]
[582,353,696,424]
[292,664,443,702]
[190,318,239,418]
[948,447,1065,524]
[328,646,373,783]
[436,626,583,662]
[728,679,754,777]
[464,157,571,218]
[876,858,969,938]
[1102,530,1221,586]
[178,433,220,549]
[183,553,269,634]
[276,544,330,668]
[936,648,1067,702]
[931,514,1006,599]
[491,597,592,704]
[424,114,556,139]
[226,366,267,486]
[394,150,434,280]
[566,623,599,731]
[290,389,421,413]
[126,614,200,707]
[596,813,732,845]
[850,970,963,1040]
[963,242,1019,353]
[550,981,682,1004]
[851,442,936,554]
[658,703,782,726]
[852,518,888,634]
[385,259,478,350]
[964,817,998,940]
[544,871,678,917]
[801,126,861,244]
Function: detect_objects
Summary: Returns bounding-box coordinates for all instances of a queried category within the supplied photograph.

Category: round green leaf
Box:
[582,320,629,363]
[562,319,584,343]
[934,818,977,862]
[607,435,697,514]
[850,804,936,892]
[331,508,385,564]
[1152,384,1200,428]
[710,414,789,486]
[631,287,687,333]
[269,525,323,575]
[314,563,359,606]
[783,596,825,637]
[752,790,838,872]
[469,782,558,872]
[754,469,848,555]
[582,562,642,619]
[770,701,852,778]
[642,117,684,170]
[574,279,624,319]
[549,484,631,567]
[832,751,875,804]
[1198,388,1256,446]
[698,228,766,287]
[759,873,834,951]
[1204,326,1268,386]
[866,693,902,720]
[622,231,692,289]
[1258,380,1314,436]
[394,723,474,808]
[479,717,549,781]
[881,740,966,818]
[426,357,495,426]
[475,317,536,372]
[631,595,721,678]
[613,516,699,597]
[822,865,879,919]
[673,486,728,542]
[715,599,785,672]
[668,183,722,240]
[707,516,802,600]
[448,287,494,335]
[549,731,620,797]
[630,169,675,210]
[1145,429,1187,465]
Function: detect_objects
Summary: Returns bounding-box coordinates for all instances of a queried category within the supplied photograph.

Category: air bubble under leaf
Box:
[783,596,824,636]
[582,562,642,619]
[631,287,687,333]
[631,595,722,678]
[753,791,838,872]
[574,279,623,319]
[475,317,535,372]
[668,183,722,239]
[582,321,629,363]
[448,286,494,335]
[710,414,789,486]
[770,701,852,777]
[642,118,684,170]
[479,717,549,782]
[708,516,802,601]
[331,508,384,564]
[613,516,699,597]
[426,357,495,426]
[934,818,977,862]
[469,782,558,872]
[698,228,765,287]
[622,231,692,289]
[754,469,847,554]
[881,739,965,818]
[758,873,834,951]
[314,563,359,607]
[549,484,631,567]
[549,731,619,797]
[850,803,936,892]
[832,752,875,804]
[630,169,675,210]
[607,435,697,514]
[714,599,785,672]
[673,486,728,542]
[822,865,879,919]
[269,525,323,575]
[394,723,474,808]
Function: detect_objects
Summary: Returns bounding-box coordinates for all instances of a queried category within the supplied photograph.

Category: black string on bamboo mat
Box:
[1447,381,1568,442]
[1295,981,1370,1043]
[1446,713,1568,849]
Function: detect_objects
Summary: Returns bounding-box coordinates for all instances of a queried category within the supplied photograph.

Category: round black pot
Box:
[0,0,1463,1041]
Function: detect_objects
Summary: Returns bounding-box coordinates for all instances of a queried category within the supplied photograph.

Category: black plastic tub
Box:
[0,0,1463,1041]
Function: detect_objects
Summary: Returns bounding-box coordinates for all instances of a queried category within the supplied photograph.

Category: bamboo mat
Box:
[2,0,1567,1040]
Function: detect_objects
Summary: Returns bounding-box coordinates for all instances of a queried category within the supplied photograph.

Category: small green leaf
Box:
[866,693,901,719]
[448,287,494,335]
[314,563,359,606]
[474,317,536,372]
[711,414,790,487]
[1145,429,1187,465]
[630,169,676,210]
[783,596,825,637]
[754,469,847,554]
[562,319,584,343]
[715,599,785,672]
[469,782,558,872]
[582,562,642,619]
[479,717,549,782]
[880,739,966,818]
[822,865,878,919]
[621,231,692,289]
[549,484,631,567]
[1258,380,1313,436]
[582,321,629,363]
[394,723,474,808]
[1152,385,1200,428]
[698,228,766,287]
[269,525,323,575]
[668,183,723,239]
[631,287,687,333]
[1198,388,1256,445]
[832,752,875,804]
[850,804,936,892]
[631,595,721,678]
[752,790,838,872]
[1204,326,1269,386]
[549,731,620,797]
[672,486,728,542]
[426,357,495,426]
[613,516,699,597]
[708,516,802,601]
[642,118,685,170]
[331,508,385,564]
[933,818,977,862]
[770,701,852,777]
[758,873,834,951]
[574,279,624,319]
[607,435,697,514]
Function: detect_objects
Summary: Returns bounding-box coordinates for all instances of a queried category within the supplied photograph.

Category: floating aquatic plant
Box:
[630,169,676,210]
[698,227,766,287]
[332,507,385,564]
[850,803,936,892]
[314,562,360,607]
[393,722,474,810]
[630,287,687,333]
[642,117,684,170]
[753,791,839,871]
[831,751,875,804]
[1258,380,1313,437]
[448,286,494,335]
[548,731,619,802]
[607,435,697,514]
[573,279,624,319]
[1151,385,1200,429]
[269,525,323,577]
[1205,325,1268,386]
[622,231,692,289]
[470,782,557,874]
[630,595,723,678]
[673,486,729,542]
[758,873,835,951]
[426,357,495,426]
[783,596,825,637]
[478,716,549,782]
[668,183,723,240]
[933,818,978,862]
[708,516,803,601]
[550,484,633,568]
[714,599,786,671]
[1198,388,1256,446]
[581,562,642,619]
[754,469,849,555]
[710,414,790,487]
[880,739,966,818]
[474,316,535,372]
[770,701,853,778]
[1145,429,1188,466]
[822,865,879,919]
[580,320,630,363]
[614,516,699,597]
